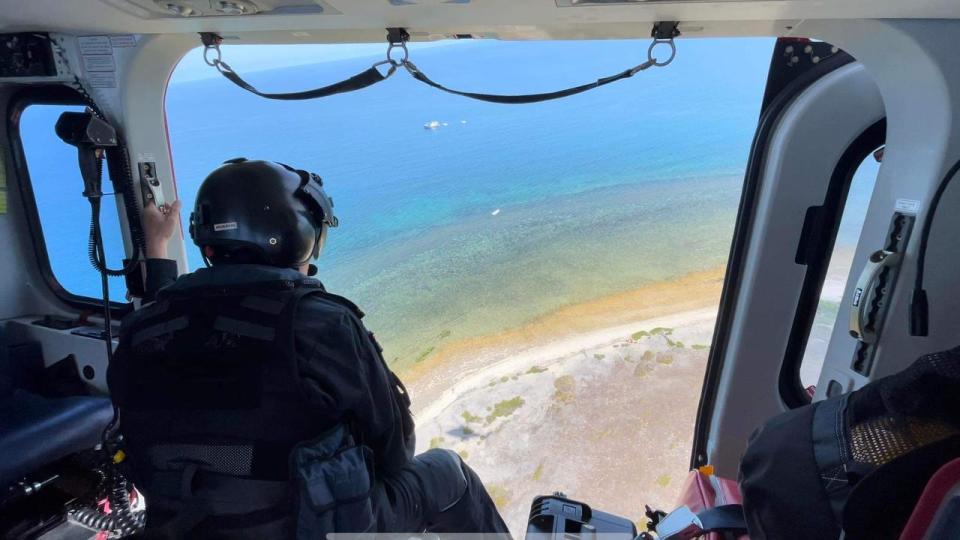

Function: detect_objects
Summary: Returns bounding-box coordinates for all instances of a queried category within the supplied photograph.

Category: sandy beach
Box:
[400,267,726,534]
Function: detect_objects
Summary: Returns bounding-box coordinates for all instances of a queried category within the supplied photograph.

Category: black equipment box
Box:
[527,494,637,540]
[0,33,57,78]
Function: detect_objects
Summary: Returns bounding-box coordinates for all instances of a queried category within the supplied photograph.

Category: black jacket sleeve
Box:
[293,298,416,477]
[143,258,179,302]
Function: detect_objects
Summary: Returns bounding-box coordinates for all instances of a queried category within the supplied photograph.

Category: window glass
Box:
[167,39,772,531]
[19,104,128,300]
[798,154,882,389]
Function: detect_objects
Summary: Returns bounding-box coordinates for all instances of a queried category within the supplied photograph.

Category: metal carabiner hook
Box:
[371,59,399,78]
[386,41,409,66]
[203,44,222,67]
[647,38,676,67]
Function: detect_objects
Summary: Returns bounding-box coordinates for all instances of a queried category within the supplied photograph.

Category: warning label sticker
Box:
[895,198,921,215]
[87,72,117,88]
[82,55,116,73]
[78,36,112,56]
[110,35,138,48]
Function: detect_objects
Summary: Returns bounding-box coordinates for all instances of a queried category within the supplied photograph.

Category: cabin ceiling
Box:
[0,0,958,41]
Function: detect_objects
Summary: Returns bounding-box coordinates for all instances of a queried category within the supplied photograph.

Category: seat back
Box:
[899,458,960,540]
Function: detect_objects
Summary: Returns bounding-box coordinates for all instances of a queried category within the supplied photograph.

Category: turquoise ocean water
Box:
[26,39,778,366]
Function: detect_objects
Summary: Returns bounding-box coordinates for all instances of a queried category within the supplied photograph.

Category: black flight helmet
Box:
[189,159,338,269]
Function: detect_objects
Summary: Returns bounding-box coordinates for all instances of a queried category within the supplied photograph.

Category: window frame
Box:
[7,84,133,315]
[690,44,859,469]
[779,119,886,407]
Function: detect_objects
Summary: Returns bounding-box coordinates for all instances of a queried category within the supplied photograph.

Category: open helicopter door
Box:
[693,20,960,477]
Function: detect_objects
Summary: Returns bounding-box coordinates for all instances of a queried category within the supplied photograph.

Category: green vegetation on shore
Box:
[410,329,455,365]
[553,375,576,404]
[632,327,675,341]
[657,353,674,365]
[634,363,653,377]
[486,396,525,424]
[414,346,435,363]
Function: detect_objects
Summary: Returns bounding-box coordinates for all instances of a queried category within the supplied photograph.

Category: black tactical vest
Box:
[109,277,376,538]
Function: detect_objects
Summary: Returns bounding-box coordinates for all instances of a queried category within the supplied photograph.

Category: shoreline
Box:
[413,305,719,427]
[402,265,726,413]
[404,272,726,532]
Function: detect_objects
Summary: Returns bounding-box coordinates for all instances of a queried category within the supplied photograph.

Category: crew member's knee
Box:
[412,448,469,513]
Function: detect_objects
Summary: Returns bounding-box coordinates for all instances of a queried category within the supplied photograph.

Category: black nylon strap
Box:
[197,502,290,530]
[215,62,387,101]
[204,33,660,105]
[812,394,853,527]
[404,60,654,104]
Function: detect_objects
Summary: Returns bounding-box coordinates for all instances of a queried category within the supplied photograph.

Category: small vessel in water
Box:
[424,120,441,129]
[491,208,501,216]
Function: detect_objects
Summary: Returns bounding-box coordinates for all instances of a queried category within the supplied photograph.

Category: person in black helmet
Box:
[107,159,509,538]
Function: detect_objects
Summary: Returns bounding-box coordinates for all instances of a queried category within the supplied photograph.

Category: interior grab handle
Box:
[849,249,901,343]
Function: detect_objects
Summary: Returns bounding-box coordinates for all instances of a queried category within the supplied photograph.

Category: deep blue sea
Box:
[24,38,789,365]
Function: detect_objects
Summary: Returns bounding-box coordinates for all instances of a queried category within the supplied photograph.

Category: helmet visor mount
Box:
[291,168,338,263]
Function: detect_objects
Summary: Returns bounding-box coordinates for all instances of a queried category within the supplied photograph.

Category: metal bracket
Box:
[199,32,222,48]
[652,21,681,40]
[386,27,410,45]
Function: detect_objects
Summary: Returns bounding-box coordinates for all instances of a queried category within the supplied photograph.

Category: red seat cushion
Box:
[899,457,960,540]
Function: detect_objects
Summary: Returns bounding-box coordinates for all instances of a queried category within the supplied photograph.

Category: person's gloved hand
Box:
[142,200,182,259]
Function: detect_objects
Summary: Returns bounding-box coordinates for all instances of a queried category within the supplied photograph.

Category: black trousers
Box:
[373,449,510,534]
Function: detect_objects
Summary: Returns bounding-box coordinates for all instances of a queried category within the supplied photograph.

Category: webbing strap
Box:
[213,315,276,341]
[200,29,671,106]
[215,62,387,101]
[404,59,656,104]
[812,394,853,527]
[131,315,189,347]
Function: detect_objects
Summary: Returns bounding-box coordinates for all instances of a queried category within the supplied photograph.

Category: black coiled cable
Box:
[68,452,146,537]
[106,463,145,537]
[87,159,141,277]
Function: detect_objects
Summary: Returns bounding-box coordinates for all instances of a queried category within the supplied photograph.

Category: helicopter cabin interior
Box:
[2,0,960,538]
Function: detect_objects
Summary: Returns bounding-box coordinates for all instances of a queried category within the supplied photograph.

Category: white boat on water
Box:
[491,209,501,216]
[424,120,441,129]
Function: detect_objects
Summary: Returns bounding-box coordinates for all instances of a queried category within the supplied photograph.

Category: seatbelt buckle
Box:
[655,505,704,540]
